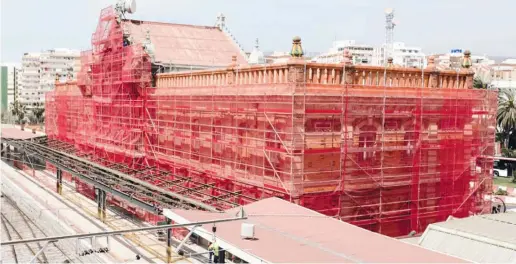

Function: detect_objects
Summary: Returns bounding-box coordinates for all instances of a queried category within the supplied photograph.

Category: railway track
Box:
[0,195,72,263]
[38,170,210,263]
[1,153,210,263]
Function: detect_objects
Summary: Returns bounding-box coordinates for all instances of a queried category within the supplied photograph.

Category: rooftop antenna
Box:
[115,0,136,19]
[384,8,395,65]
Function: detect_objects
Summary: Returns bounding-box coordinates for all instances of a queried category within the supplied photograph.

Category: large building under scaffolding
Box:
[45,5,497,237]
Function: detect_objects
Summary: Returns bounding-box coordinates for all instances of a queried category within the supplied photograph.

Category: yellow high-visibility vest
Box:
[209,242,220,256]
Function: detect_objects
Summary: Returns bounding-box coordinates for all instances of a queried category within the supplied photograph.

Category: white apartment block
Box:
[313,40,376,65]
[19,49,80,109]
[375,42,426,68]
[313,40,425,68]
[491,64,516,89]
[265,51,291,64]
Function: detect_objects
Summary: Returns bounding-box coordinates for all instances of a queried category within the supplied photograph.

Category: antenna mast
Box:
[384,8,395,64]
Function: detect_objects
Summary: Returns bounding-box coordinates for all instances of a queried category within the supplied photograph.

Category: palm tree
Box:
[473,77,487,89]
[497,89,516,149]
[32,102,45,125]
[9,101,27,126]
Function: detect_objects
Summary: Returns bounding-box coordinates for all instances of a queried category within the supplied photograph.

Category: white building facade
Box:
[375,42,426,68]
[265,51,292,64]
[313,40,425,68]
[491,64,516,89]
[19,49,80,108]
[313,40,376,64]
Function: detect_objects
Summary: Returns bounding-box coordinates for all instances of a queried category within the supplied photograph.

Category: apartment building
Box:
[19,49,80,109]
[313,40,425,68]
[433,49,495,69]
[0,63,20,112]
[375,42,426,68]
[491,63,516,89]
[313,40,376,64]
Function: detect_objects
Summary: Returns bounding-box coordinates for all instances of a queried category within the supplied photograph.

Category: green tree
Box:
[32,102,45,124]
[497,89,516,183]
[473,77,487,89]
[497,89,516,149]
[27,112,37,125]
[9,100,26,125]
[496,127,509,151]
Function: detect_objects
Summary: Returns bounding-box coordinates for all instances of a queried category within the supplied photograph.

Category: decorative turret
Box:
[215,13,247,59]
[425,56,436,71]
[461,50,472,69]
[342,49,353,65]
[215,13,226,30]
[248,38,265,64]
[290,36,304,58]
[386,57,394,67]
[461,50,474,87]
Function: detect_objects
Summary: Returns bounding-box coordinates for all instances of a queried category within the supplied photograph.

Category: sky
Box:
[1,0,515,63]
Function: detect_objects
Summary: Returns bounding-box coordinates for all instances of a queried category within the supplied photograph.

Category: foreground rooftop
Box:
[413,212,516,263]
[165,197,467,263]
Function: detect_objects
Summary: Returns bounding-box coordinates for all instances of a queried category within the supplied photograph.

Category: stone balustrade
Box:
[156,60,474,89]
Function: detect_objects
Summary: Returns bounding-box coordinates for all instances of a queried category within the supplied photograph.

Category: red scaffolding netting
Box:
[45,6,497,236]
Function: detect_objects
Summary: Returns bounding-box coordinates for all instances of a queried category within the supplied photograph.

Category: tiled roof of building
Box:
[416,213,516,263]
[122,19,247,67]
[165,197,467,263]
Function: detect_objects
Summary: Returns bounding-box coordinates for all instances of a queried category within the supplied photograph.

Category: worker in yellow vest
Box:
[208,241,220,263]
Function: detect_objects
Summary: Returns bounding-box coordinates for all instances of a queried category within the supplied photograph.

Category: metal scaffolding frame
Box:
[35,3,497,237]
[1,136,257,215]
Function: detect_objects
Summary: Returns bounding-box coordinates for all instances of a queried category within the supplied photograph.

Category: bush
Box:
[495,189,509,196]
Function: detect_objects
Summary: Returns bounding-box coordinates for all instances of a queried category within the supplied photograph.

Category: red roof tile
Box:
[165,198,467,263]
[122,19,247,67]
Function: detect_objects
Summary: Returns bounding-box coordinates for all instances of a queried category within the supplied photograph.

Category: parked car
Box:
[494,160,510,178]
